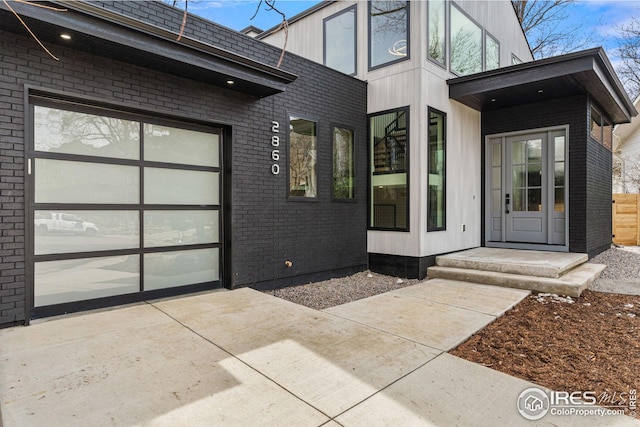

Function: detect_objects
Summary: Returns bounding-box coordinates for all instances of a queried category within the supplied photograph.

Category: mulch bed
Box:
[450,290,640,418]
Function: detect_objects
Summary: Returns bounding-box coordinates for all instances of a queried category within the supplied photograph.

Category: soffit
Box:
[0,1,297,97]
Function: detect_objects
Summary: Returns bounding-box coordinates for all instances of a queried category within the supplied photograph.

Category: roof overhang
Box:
[0,1,297,97]
[448,48,637,124]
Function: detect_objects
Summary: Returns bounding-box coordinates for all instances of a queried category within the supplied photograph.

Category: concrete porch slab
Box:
[589,279,640,295]
[335,353,639,427]
[394,279,530,316]
[153,288,440,417]
[0,303,328,427]
[323,290,496,351]
[428,262,606,297]
[436,247,588,278]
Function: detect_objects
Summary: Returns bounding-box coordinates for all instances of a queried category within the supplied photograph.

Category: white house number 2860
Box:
[271,121,280,175]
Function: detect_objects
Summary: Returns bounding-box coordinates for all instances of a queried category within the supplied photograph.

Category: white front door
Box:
[505,134,547,243]
[486,128,567,247]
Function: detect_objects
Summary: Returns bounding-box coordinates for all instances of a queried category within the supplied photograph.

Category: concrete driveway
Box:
[1,280,637,426]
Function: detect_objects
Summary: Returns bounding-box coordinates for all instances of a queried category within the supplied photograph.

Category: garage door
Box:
[28,96,222,316]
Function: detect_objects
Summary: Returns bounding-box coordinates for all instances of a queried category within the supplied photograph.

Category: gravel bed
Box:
[263,271,421,310]
[590,247,640,280]
[265,247,640,310]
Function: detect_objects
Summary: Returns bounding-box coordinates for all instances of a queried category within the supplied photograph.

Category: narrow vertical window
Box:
[289,117,317,198]
[428,0,446,66]
[324,6,357,75]
[333,126,355,199]
[428,108,446,231]
[450,4,482,75]
[369,0,409,70]
[485,32,500,70]
[369,108,409,230]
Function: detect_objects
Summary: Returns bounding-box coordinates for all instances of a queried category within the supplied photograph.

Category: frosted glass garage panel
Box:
[35,210,139,255]
[34,106,140,160]
[34,255,139,306]
[144,168,219,205]
[35,159,139,204]
[144,248,219,290]
[144,210,219,247]
[144,124,219,167]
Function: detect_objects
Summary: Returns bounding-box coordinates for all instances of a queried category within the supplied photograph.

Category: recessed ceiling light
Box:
[491,98,496,102]
[226,80,234,85]
[538,89,544,93]
[60,33,71,40]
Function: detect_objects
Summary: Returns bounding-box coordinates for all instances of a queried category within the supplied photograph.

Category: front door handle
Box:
[505,193,510,214]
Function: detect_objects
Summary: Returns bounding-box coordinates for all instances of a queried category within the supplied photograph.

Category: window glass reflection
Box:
[144,168,219,205]
[450,5,482,75]
[325,7,356,74]
[485,33,500,70]
[35,159,139,204]
[289,117,317,198]
[369,1,408,68]
[35,210,139,255]
[428,109,446,231]
[144,210,219,247]
[34,105,139,160]
[428,0,446,64]
[144,124,219,167]
[144,248,219,291]
[35,255,139,306]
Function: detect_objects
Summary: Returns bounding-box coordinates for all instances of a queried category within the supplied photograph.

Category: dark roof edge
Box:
[448,47,637,118]
[240,25,264,34]
[592,48,638,117]
[52,0,297,83]
[256,1,336,39]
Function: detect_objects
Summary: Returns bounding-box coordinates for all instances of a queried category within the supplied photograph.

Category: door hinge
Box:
[27,158,31,175]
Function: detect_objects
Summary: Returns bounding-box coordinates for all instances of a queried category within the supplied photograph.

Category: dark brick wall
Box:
[586,104,614,258]
[481,95,609,256]
[0,1,367,325]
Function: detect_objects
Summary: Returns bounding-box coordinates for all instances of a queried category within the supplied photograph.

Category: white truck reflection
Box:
[35,212,99,235]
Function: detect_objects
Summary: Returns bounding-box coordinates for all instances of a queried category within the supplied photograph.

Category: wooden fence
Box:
[612,193,640,246]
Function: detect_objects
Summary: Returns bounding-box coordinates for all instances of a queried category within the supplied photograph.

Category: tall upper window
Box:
[450,4,482,75]
[289,116,317,198]
[485,32,500,70]
[369,108,409,230]
[333,126,355,200]
[428,109,446,231]
[428,0,446,66]
[369,1,409,70]
[324,6,357,75]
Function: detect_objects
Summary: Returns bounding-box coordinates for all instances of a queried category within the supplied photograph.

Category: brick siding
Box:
[0,1,367,325]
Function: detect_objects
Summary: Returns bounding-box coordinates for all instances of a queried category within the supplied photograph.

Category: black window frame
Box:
[427,107,446,232]
[323,5,358,76]
[449,2,483,77]
[287,113,319,201]
[331,124,357,202]
[484,30,500,71]
[589,104,612,151]
[427,0,447,68]
[368,0,411,71]
[368,106,410,232]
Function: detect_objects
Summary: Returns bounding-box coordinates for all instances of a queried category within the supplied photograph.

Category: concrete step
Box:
[435,247,588,278]
[426,263,606,297]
